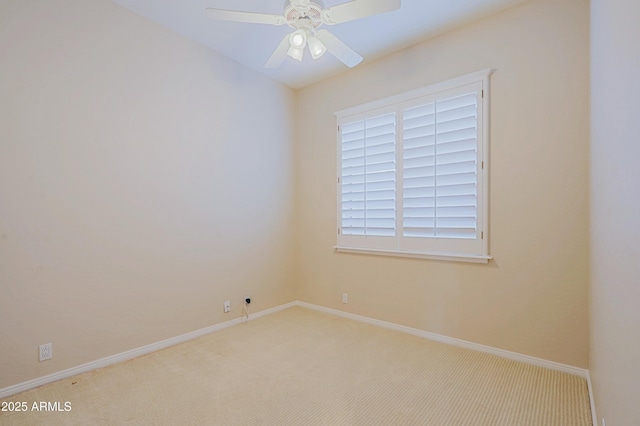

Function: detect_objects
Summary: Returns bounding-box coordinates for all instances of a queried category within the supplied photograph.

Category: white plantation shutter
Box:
[336,71,490,261]
[402,88,480,246]
[340,112,396,242]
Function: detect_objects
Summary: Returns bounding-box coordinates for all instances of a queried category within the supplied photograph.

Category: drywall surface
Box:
[296,0,589,368]
[0,0,296,389]
[590,0,640,423]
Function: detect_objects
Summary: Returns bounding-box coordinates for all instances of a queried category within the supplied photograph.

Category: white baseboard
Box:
[1,297,594,419]
[0,301,296,399]
[586,370,598,426]
[295,301,589,378]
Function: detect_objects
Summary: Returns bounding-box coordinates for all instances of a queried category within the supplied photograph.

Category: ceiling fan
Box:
[206,0,401,68]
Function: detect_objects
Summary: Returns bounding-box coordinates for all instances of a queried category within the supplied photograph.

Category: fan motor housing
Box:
[285,0,324,29]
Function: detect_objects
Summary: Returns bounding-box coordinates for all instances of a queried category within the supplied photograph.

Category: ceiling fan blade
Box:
[322,0,401,25]
[265,33,292,68]
[206,8,286,26]
[315,30,363,68]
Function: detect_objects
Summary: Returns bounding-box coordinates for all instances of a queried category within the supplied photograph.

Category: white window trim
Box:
[334,69,494,264]
[334,246,493,264]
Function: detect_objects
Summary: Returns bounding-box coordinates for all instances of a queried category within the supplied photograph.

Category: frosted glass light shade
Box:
[289,29,307,48]
[308,36,326,59]
[287,45,304,61]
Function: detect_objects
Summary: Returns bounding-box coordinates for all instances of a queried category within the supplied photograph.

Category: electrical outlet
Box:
[223,300,231,313]
[39,343,52,361]
[342,293,348,304]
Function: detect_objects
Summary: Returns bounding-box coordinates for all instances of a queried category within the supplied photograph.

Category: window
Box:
[336,70,492,263]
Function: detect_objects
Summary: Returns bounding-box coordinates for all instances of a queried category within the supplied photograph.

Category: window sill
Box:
[334,246,492,264]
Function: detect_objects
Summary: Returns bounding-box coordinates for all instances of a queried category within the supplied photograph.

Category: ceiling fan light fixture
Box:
[287,45,305,61]
[308,36,326,59]
[289,29,307,49]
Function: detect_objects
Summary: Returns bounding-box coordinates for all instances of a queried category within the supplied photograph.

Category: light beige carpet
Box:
[1,307,592,425]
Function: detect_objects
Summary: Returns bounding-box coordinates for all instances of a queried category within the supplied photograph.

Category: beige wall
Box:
[590,0,640,423]
[0,0,296,389]
[296,0,590,368]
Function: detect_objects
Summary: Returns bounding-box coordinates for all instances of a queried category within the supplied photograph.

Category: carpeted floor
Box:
[0,307,592,425]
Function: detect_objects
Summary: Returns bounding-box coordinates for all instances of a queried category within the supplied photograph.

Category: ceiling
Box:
[110,0,527,89]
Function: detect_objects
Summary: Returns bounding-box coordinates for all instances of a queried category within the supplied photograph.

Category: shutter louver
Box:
[403,92,478,240]
[341,113,396,237]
